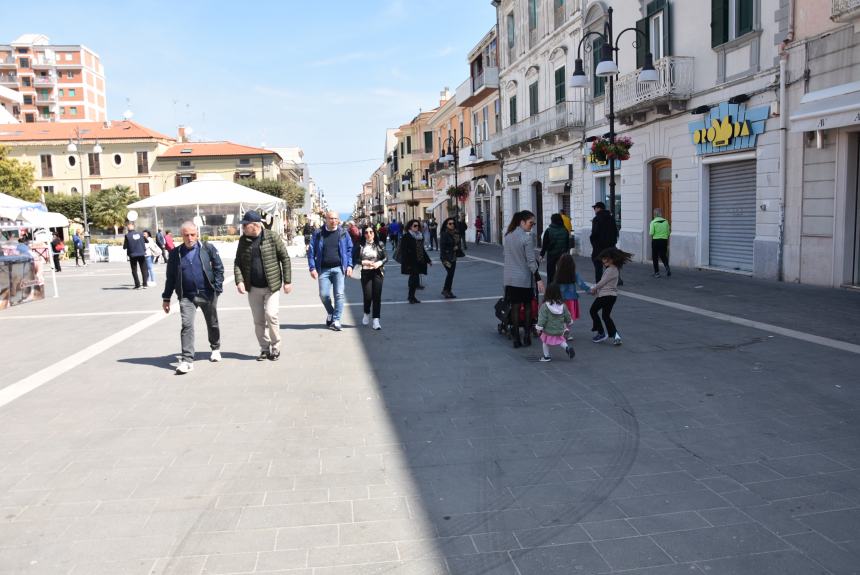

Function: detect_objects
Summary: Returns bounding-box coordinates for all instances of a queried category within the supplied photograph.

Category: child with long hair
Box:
[553,253,590,341]
[589,247,633,345]
[535,282,575,361]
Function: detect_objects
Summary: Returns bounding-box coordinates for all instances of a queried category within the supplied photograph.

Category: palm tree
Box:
[91,185,137,236]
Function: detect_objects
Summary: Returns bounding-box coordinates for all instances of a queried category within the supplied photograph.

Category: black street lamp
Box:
[440,130,477,219]
[401,168,427,220]
[570,6,658,222]
[66,127,101,254]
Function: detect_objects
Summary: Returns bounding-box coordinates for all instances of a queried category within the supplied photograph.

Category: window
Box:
[40,155,53,178]
[58,88,64,97]
[59,106,65,115]
[528,0,538,32]
[71,187,78,194]
[70,106,78,115]
[712,0,754,47]
[68,88,76,97]
[136,151,148,174]
[88,152,100,176]
[423,131,433,153]
[511,188,520,212]
[68,155,77,167]
[66,71,74,79]
[238,158,251,166]
[16,48,28,54]
[637,0,671,66]
[473,111,480,142]
[40,186,54,195]
[23,95,33,105]
[494,99,501,132]
[554,0,566,29]
[64,53,72,61]
[113,153,122,166]
[180,160,192,168]
[90,184,101,194]
[406,135,411,154]
[506,12,516,62]
[509,95,518,125]
[554,66,566,104]
[19,57,29,68]
[21,77,31,87]
[529,81,539,116]
[482,106,489,140]
[592,37,606,97]
[138,182,150,198]
[25,113,34,123]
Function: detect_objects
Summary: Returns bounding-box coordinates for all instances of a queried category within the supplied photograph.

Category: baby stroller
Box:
[495,271,541,340]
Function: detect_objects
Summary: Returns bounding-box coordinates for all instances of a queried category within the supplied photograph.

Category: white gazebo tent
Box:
[128,174,287,235]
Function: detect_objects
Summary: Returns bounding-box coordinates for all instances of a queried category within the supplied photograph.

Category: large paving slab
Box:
[0,243,858,574]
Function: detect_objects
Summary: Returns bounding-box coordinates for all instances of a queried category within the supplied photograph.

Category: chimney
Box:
[440,87,451,105]
[178,125,188,143]
[103,120,112,129]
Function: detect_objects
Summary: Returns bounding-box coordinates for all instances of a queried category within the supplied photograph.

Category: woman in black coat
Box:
[400,219,431,303]
[439,217,459,299]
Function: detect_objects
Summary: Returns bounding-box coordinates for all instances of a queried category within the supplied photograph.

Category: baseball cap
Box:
[240,210,262,224]
[592,202,606,209]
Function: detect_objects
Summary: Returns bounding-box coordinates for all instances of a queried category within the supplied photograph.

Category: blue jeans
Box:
[318,267,345,322]
[145,255,156,282]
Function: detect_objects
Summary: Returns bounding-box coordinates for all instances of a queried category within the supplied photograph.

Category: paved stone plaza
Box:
[0,244,858,574]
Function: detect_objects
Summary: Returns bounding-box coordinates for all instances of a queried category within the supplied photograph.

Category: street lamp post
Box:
[401,168,427,220]
[440,130,477,219]
[570,6,658,222]
[66,127,102,254]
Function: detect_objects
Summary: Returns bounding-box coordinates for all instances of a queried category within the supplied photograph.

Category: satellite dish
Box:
[127,210,138,222]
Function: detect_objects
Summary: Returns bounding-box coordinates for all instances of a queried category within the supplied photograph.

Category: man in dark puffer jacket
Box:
[540,213,570,284]
[234,210,292,361]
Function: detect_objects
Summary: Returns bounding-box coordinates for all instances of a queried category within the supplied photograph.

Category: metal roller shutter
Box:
[709,160,756,271]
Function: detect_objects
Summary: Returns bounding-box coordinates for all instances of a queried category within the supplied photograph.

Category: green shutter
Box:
[664,0,672,56]
[510,95,517,125]
[555,67,565,104]
[647,0,666,15]
[636,16,649,68]
[592,37,605,97]
[737,0,753,35]
[711,0,728,47]
[529,81,539,116]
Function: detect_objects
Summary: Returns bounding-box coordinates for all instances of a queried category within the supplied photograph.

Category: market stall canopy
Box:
[0,191,45,220]
[128,174,285,213]
[0,192,66,228]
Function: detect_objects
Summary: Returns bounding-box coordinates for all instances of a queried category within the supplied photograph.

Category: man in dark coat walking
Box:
[589,202,618,282]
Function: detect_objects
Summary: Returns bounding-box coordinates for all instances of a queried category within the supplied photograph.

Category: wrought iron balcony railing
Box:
[606,56,694,116]
[490,99,588,153]
[832,0,860,20]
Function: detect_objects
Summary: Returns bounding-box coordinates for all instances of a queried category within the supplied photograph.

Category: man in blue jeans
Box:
[308,211,353,331]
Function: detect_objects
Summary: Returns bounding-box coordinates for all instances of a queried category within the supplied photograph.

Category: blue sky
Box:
[1,0,497,212]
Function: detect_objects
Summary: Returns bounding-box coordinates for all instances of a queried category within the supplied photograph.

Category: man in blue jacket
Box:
[123,222,148,288]
[308,211,353,331]
[161,221,224,374]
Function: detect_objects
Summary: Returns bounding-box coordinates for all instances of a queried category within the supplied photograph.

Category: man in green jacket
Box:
[649,208,671,278]
[234,211,292,361]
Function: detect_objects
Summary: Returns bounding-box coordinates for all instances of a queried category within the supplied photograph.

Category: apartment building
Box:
[426,89,473,225]
[154,141,282,189]
[0,85,21,123]
[388,110,437,223]
[0,34,106,124]
[783,0,860,287]
[491,0,789,280]
[0,120,173,198]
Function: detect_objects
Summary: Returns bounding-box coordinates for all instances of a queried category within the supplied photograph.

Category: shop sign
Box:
[588,155,621,172]
[506,172,521,185]
[688,102,769,155]
[548,165,571,182]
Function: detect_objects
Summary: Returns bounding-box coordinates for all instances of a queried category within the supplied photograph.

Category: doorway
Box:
[532,181,543,246]
[651,159,672,223]
[496,196,504,244]
[850,134,860,285]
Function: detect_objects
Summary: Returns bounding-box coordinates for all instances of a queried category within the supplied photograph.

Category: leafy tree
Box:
[245,179,305,211]
[90,185,137,236]
[0,145,39,202]
[45,193,84,225]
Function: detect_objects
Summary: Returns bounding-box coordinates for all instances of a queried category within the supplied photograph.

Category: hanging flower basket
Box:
[446,183,469,202]
[591,135,633,162]
[405,199,420,207]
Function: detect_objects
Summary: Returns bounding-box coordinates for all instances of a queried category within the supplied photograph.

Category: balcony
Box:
[35,96,54,104]
[490,100,589,154]
[608,56,694,119]
[460,139,497,168]
[832,0,860,20]
[0,75,17,86]
[31,58,56,69]
[34,75,56,85]
[456,67,500,108]
[0,57,15,67]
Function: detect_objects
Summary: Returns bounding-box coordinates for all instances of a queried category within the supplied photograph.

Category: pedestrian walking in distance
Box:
[161,221,224,374]
[234,210,292,361]
[503,210,542,348]
[474,214,484,245]
[536,283,575,361]
[308,211,354,331]
[649,208,671,277]
[589,247,632,346]
[155,229,167,263]
[73,229,86,267]
[439,217,460,299]
[143,230,160,285]
[589,202,618,283]
[400,219,432,304]
[50,232,64,272]
[540,213,570,285]
[553,253,591,341]
[428,218,438,250]
[123,222,148,289]
[353,225,386,330]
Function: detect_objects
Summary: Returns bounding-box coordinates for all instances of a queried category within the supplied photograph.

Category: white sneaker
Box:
[175,361,194,374]
[362,313,370,326]
[210,350,221,362]
[612,334,622,346]
[372,318,381,330]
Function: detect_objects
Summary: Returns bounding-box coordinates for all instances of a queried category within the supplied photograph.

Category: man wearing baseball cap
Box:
[234,210,292,361]
[590,202,618,282]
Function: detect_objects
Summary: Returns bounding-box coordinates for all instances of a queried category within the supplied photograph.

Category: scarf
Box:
[409,230,423,240]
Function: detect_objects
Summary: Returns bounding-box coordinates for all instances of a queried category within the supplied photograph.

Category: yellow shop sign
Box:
[692,116,751,148]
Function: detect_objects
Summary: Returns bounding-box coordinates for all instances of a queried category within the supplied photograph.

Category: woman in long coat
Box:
[400,218,432,303]
[439,217,459,299]
[503,210,540,347]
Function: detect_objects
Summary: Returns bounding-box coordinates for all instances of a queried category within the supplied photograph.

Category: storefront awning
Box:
[790,81,860,132]
[429,195,448,210]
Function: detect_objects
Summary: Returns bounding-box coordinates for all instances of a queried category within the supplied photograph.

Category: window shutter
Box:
[664,1,672,56]
[647,0,666,15]
[175,174,181,188]
[737,0,753,36]
[592,37,605,97]
[636,17,649,68]
[711,0,728,47]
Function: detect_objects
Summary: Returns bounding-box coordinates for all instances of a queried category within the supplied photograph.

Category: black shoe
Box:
[257,350,269,361]
[523,334,532,347]
[566,346,576,359]
[513,338,522,349]
[666,268,671,277]
[417,284,425,290]
[408,297,420,304]
[269,349,280,361]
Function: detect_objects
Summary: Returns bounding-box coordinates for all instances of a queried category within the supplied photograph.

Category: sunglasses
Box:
[364,230,374,234]
[411,224,420,228]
